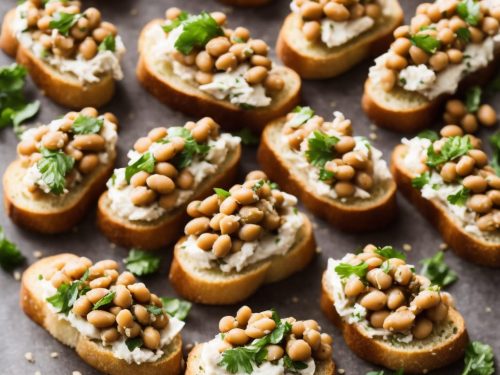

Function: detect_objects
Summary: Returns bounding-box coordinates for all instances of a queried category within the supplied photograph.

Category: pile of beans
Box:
[18,107,118,194]
[21,0,118,60]
[418,126,500,232]
[43,257,172,350]
[378,0,500,92]
[292,0,382,42]
[283,112,378,198]
[184,171,289,258]
[127,117,221,209]
[443,98,497,134]
[217,306,333,363]
[341,245,455,339]
[164,8,285,92]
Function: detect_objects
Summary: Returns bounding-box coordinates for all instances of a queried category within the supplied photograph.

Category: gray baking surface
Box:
[0,0,498,374]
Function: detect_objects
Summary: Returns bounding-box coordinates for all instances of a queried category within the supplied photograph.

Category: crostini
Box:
[391,126,500,267]
[0,1,125,108]
[362,0,500,133]
[169,171,316,305]
[186,306,335,374]
[258,107,397,231]
[4,108,118,233]
[277,0,403,79]
[21,254,184,375]
[98,117,241,250]
[137,8,301,132]
[321,244,468,373]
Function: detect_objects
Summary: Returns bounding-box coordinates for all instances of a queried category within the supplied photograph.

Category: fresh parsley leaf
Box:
[98,34,116,52]
[174,12,224,55]
[366,370,404,375]
[289,106,315,128]
[124,249,160,276]
[447,187,470,206]
[426,136,472,168]
[37,147,75,195]
[71,115,103,134]
[485,73,500,95]
[219,346,260,373]
[49,12,80,36]
[335,262,368,279]
[214,187,231,199]
[164,127,210,169]
[233,128,259,146]
[412,172,430,189]
[465,86,482,113]
[92,291,115,310]
[162,10,189,33]
[319,168,334,181]
[283,355,308,372]
[146,304,163,316]
[410,33,441,54]
[125,152,156,183]
[125,337,143,351]
[268,321,291,344]
[374,246,406,260]
[462,341,495,375]
[417,130,439,142]
[46,269,90,315]
[306,131,338,169]
[420,251,458,287]
[457,27,471,42]
[457,0,481,26]
[160,297,192,320]
[489,131,500,175]
[0,226,25,271]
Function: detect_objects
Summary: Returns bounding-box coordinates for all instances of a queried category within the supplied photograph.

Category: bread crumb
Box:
[291,296,299,303]
[14,271,21,281]
[485,306,492,313]
[330,101,337,108]
[33,250,43,259]
[24,352,34,363]
[402,243,412,252]
[130,8,138,16]
[370,124,377,130]
[72,371,82,375]
[316,246,322,253]
[34,371,41,375]
[221,6,233,13]
[50,352,59,358]
[185,343,194,351]
[439,242,448,250]
[369,132,377,140]
[109,242,116,249]
[338,369,345,374]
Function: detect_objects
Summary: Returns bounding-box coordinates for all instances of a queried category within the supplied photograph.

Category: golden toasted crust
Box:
[276,5,403,79]
[185,343,335,374]
[320,272,468,374]
[97,145,241,251]
[136,20,301,133]
[257,118,397,232]
[4,158,115,234]
[20,254,183,375]
[217,0,270,6]
[391,144,500,267]
[0,9,115,109]
[169,213,316,305]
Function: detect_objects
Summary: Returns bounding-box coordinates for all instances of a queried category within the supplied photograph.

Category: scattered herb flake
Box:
[447,187,470,206]
[420,251,458,287]
[465,86,482,113]
[174,12,224,55]
[288,106,315,128]
[37,147,75,195]
[0,226,25,271]
[160,297,192,320]
[71,115,103,134]
[335,262,369,279]
[214,187,231,199]
[92,291,115,310]
[410,33,441,54]
[374,246,406,260]
[233,128,259,146]
[412,172,430,189]
[124,249,160,276]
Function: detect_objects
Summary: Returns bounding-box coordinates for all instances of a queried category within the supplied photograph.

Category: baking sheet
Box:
[0,0,499,374]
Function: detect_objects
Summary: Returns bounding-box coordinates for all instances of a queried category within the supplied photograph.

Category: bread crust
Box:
[169,213,316,305]
[320,272,468,374]
[21,254,183,375]
[257,118,397,232]
[185,342,335,374]
[136,20,301,133]
[97,145,241,250]
[276,4,403,79]
[362,54,500,133]
[217,0,270,7]
[0,9,115,109]
[4,158,115,234]
[391,144,500,267]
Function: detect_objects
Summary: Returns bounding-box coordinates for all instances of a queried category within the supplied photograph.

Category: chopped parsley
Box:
[366,370,404,375]
[98,34,116,52]
[465,86,482,113]
[283,355,308,372]
[49,12,80,36]
[125,152,156,183]
[412,172,430,189]
[457,0,481,26]
[374,246,406,260]
[46,269,90,315]
[489,131,500,175]
[334,262,368,279]
[125,337,144,351]
[0,226,25,271]
[214,187,231,199]
[71,115,103,134]
[162,10,189,33]
[417,130,439,142]
[92,291,115,310]
[288,106,315,128]
[172,12,224,55]
[409,33,441,54]
[447,187,470,206]
[146,304,163,316]
[420,251,458,287]
[462,341,495,375]
[160,297,192,320]
[37,147,75,195]
[457,27,471,43]
[233,128,259,146]
[159,127,210,170]
[124,249,160,276]
[306,131,338,180]
[426,136,472,168]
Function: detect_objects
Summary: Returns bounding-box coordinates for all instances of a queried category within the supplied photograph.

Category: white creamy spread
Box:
[200,335,316,375]
[278,111,392,201]
[107,132,240,222]
[13,2,125,84]
[401,137,499,239]
[369,34,500,100]
[149,23,272,107]
[40,279,184,365]
[182,193,303,273]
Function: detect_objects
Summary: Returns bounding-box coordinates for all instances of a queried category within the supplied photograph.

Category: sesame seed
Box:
[24,352,34,363]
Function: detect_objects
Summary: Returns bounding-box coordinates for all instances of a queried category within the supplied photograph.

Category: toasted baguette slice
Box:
[4,156,115,234]
[362,54,500,133]
[320,272,468,374]
[186,343,335,374]
[169,213,315,305]
[217,0,270,6]
[276,2,403,79]
[0,9,115,109]
[136,20,301,133]
[391,144,500,267]
[97,145,241,251]
[257,117,397,231]
[21,254,183,375]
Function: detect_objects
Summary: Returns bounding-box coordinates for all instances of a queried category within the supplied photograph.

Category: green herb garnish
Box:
[335,262,369,279]
[412,172,430,189]
[457,27,471,42]
[288,106,315,128]
[71,115,103,134]
[37,147,75,195]
[447,187,470,206]
[146,304,163,316]
[420,251,458,287]
[49,12,80,36]
[283,355,308,372]
[125,152,156,183]
[374,246,406,260]
[417,130,439,142]
[214,187,231,199]
[124,249,160,276]
[465,86,482,113]
[125,337,144,351]
[233,128,259,146]
[457,0,481,26]
[160,297,192,320]
[410,33,441,54]
[426,136,472,168]
[98,35,116,52]
[46,269,90,315]
[0,226,25,271]
[462,341,495,375]
[92,291,115,310]
[489,131,500,175]
[162,11,189,33]
[306,130,339,180]
[161,127,210,170]
[173,12,224,55]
